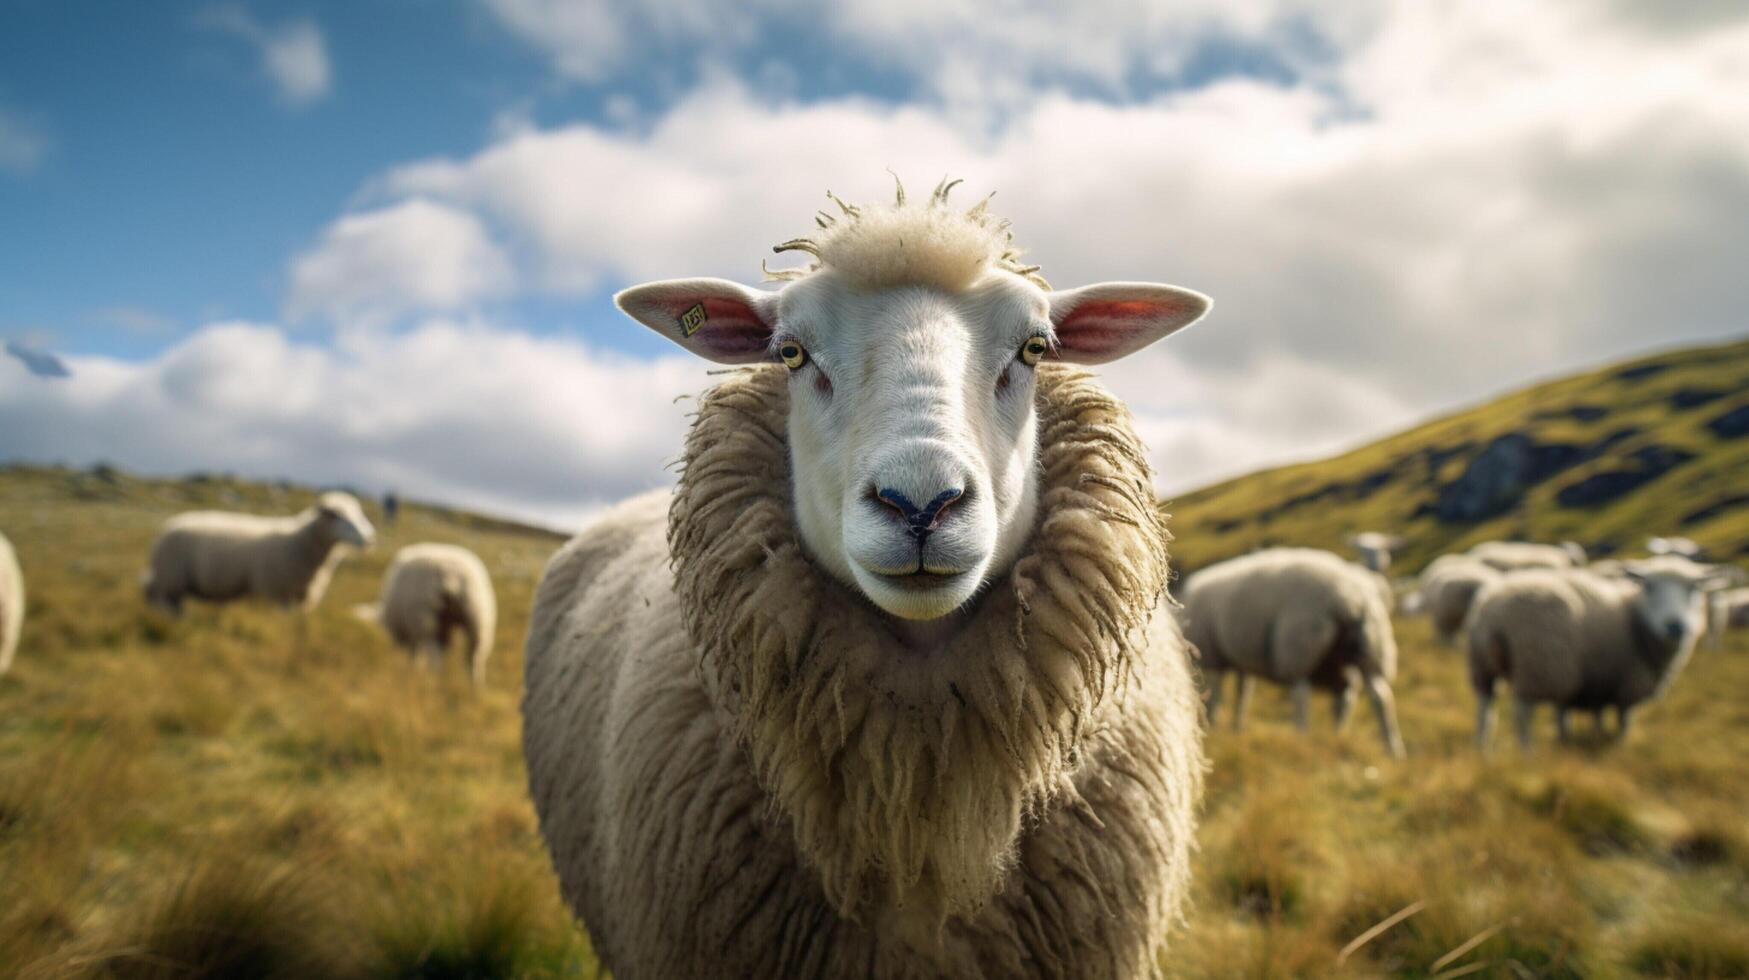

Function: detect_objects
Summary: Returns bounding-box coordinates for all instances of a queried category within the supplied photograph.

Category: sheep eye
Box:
[1020,335,1049,367]
[778,341,807,370]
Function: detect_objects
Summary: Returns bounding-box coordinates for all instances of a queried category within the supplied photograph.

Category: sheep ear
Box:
[615,278,777,364]
[1048,282,1211,365]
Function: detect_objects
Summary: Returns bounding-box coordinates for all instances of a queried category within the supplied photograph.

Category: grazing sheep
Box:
[523,181,1210,978]
[1179,547,1407,757]
[0,530,21,676]
[1467,563,1728,748]
[1348,531,1405,573]
[144,491,375,614]
[365,543,496,686]
[1413,554,1503,644]
[1467,539,1586,572]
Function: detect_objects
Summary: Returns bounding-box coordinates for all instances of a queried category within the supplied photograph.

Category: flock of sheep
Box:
[1180,533,1738,755]
[2,180,1745,978]
[135,490,493,682]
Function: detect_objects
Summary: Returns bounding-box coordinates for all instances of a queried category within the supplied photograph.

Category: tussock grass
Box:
[67,858,351,980]
[3,465,1748,978]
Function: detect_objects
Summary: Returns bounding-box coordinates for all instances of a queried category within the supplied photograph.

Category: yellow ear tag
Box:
[679,303,708,337]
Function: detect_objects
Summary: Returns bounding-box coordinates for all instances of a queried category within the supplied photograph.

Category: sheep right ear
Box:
[615,278,778,364]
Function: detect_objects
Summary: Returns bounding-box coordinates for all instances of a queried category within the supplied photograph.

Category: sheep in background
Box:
[0,530,21,675]
[1468,539,1586,572]
[144,491,375,614]
[523,181,1210,977]
[361,543,495,686]
[1412,554,1503,644]
[1467,562,1728,749]
[1348,531,1405,573]
[1180,547,1406,757]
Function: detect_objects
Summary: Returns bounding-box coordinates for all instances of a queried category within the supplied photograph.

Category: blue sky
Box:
[3,2,1747,526]
[2,1,623,357]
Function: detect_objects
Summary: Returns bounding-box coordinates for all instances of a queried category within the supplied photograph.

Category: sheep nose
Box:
[873,486,965,542]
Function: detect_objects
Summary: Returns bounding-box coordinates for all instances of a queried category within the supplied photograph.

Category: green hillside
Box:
[1168,336,1749,575]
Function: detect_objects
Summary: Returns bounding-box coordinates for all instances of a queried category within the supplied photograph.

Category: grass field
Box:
[3,463,1747,978]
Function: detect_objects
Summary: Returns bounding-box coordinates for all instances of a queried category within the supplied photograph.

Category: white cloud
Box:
[0,106,50,174]
[377,4,1749,402]
[478,0,1368,110]
[287,199,516,324]
[356,1,1749,508]
[199,6,334,106]
[0,320,708,530]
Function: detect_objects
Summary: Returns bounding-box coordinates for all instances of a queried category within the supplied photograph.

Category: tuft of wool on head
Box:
[764,176,1049,292]
[668,362,1178,923]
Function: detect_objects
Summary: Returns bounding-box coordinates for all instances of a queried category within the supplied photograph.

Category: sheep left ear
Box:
[615,277,777,365]
[1048,282,1211,365]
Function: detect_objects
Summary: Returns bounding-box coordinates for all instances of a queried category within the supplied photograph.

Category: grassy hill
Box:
[1168,336,1749,575]
[3,334,1749,977]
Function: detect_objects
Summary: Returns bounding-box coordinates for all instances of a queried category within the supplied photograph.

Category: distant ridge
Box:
[1167,336,1749,575]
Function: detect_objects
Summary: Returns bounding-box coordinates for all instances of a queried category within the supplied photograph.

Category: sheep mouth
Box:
[871,570,969,592]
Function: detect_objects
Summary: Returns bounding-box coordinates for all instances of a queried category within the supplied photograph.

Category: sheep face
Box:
[618,268,1207,623]
[1349,532,1404,572]
[315,492,376,549]
[1626,567,1723,645]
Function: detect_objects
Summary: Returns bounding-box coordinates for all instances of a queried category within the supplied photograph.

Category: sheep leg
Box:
[1291,679,1311,732]
[1363,673,1407,758]
[1614,705,1633,741]
[1513,697,1536,749]
[1591,709,1606,733]
[467,627,487,689]
[1232,675,1253,731]
[1475,693,1495,752]
[1202,668,1225,725]
[1333,685,1356,731]
[1555,708,1572,743]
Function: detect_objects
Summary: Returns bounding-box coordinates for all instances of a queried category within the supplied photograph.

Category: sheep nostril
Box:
[925,488,966,529]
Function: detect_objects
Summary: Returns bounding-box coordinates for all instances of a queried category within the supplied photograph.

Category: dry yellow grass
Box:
[2,465,1745,978]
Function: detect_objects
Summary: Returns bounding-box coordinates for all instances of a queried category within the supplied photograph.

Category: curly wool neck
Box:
[669,364,1171,922]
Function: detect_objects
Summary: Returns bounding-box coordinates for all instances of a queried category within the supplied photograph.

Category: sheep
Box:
[1647,535,1702,559]
[522,180,1210,978]
[0,529,21,676]
[1178,547,1407,757]
[1467,539,1586,572]
[1467,562,1728,748]
[143,491,375,614]
[362,543,496,686]
[1412,554,1503,644]
[1348,531,1405,573]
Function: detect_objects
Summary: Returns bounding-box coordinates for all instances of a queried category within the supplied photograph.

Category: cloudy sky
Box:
[2,2,1746,528]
